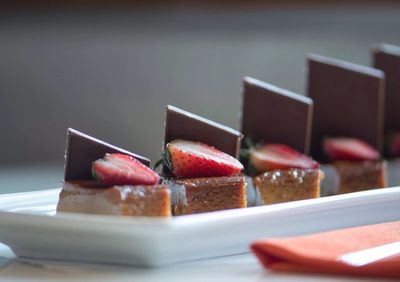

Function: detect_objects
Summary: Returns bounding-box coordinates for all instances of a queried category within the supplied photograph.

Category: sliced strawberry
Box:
[323,137,380,161]
[164,139,243,178]
[249,144,319,172]
[92,153,159,186]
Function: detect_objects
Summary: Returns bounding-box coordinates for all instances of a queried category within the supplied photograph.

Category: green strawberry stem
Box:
[153,149,173,174]
[91,166,102,186]
[153,158,164,171]
[240,136,258,176]
[244,136,255,150]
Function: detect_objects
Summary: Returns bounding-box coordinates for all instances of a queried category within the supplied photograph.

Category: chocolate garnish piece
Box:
[373,44,400,134]
[307,54,385,161]
[64,128,150,181]
[164,105,242,158]
[241,77,313,154]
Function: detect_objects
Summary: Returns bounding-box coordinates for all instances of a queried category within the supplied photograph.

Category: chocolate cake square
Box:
[57,181,171,217]
[253,169,322,205]
[332,160,388,194]
[166,175,246,215]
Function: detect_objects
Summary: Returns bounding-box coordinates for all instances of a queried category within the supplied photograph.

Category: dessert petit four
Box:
[308,54,388,195]
[57,128,171,217]
[373,44,400,185]
[373,44,400,158]
[241,77,322,205]
[160,105,246,215]
[323,137,387,194]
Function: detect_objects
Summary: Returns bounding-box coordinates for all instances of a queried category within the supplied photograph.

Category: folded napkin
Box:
[251,221,400,278]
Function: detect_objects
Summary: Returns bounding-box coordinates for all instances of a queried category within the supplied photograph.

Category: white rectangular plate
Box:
[0,187,399,266]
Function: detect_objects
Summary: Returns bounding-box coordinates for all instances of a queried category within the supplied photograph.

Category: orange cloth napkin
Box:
[251,221,400,278]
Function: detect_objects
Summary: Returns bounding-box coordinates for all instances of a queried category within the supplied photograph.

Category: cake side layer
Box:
[167,175,246,215]
[253,169,322,205]
[57,181,171,217]
[332,160,388,194]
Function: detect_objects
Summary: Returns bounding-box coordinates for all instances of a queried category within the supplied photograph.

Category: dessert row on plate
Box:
[57,44,400,217]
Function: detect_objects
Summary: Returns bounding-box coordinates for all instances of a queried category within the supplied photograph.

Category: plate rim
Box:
[0,186,399,228]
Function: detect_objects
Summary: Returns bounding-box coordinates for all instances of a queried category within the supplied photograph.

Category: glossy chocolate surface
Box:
[64,128,150,181]
[373,44,400,133]
[307,54,385,161]
[164,105,242,158]
[241,77,313,154]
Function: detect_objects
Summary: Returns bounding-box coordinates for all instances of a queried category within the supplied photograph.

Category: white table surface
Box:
[0,243,393,282]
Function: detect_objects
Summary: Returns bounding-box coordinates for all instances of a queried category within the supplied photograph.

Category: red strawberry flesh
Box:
[323,138,380,161]
[249,144,319,172]
[92,153,159,186]
[166,139,243,178]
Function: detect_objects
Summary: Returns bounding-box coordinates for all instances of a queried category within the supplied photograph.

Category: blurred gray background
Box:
[1,2,400,193]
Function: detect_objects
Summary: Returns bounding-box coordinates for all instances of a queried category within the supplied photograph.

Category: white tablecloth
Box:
[0,243,392,282]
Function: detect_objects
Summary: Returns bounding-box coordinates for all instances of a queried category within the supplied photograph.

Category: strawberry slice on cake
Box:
[249,144,319,172]
[92,153,160,186]
[323,138,380,162]
[163,139,243,178]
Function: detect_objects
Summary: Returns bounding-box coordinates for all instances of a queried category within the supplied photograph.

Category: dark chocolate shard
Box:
[64,128,150,181]
[164,105,242,158]
[372,44,400,134]
[307,54,385,161]
[241,77,313,154]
